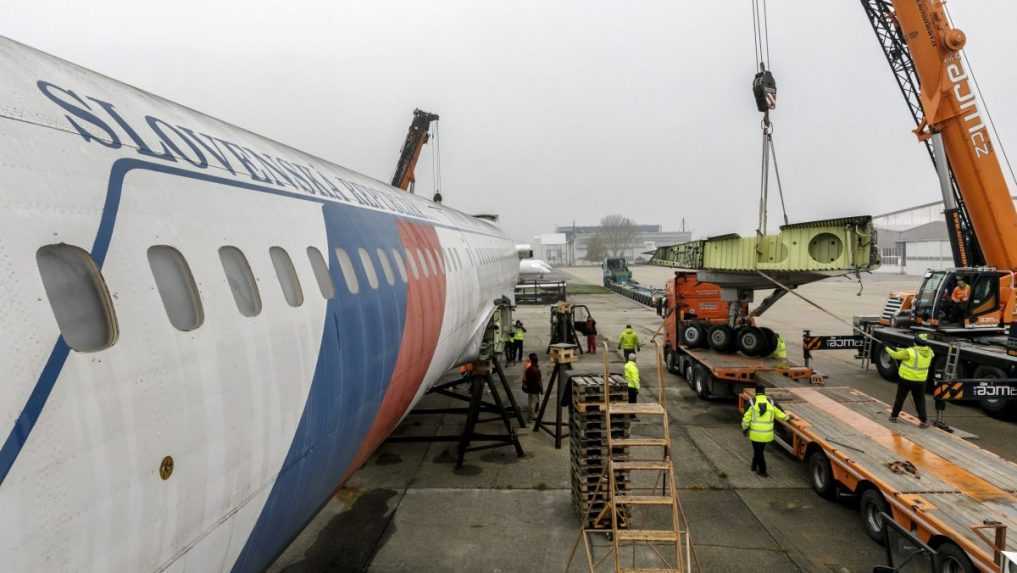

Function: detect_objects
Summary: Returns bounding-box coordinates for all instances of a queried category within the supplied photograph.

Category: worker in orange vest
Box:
[948,278,972,323]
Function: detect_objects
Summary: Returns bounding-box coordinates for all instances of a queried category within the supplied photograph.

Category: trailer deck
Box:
[757,382,1017,571]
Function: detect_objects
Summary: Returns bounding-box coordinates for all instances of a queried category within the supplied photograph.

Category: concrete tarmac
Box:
[270,266,1016,572]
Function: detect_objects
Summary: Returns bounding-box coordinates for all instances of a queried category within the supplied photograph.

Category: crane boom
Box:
[391,108,439,192]
[860,0,983,267]
[880,0,1017,270]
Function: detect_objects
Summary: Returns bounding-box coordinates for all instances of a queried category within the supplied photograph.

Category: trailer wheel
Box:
[874,343,899,382]
[859,489,889,545]
[936,541,976,573]
[760,327,778,356]
[666,349,680,374]
[707,325,737,353]
[737,327,767,357]
[684,362,696,389]
[973,365,1014,417]
[693,364,712,399]
[681,323,707,349]
[808,450,836,500]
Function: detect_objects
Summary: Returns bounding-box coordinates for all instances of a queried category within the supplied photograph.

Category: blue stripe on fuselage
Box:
[229,202,408,572]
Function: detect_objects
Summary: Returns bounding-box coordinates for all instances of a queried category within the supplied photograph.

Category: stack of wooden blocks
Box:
[569,374,631,529]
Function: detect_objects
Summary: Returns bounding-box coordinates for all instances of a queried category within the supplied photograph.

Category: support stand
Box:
[386,360,524,468]
[533,343,577,449]
[492,353,527,427]
[456,363,525,468]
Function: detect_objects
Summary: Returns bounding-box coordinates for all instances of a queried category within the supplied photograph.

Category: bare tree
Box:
[584,233,608,262]
[596,214,639,257]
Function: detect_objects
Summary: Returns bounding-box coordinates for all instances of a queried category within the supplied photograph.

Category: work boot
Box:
[919,421,931,429]
[759,471,769,478]
[888,416,898,423]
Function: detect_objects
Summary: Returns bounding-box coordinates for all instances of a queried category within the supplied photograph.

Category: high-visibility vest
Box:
[513,327,525,342]
[951,285,971,303]
[619,329,640,350]
[888,345,933,383]
[771,335,787,359]
[741,395,787,443]
[624,361,640,390]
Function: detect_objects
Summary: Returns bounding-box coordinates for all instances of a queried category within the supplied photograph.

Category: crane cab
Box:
[910,268,1015,333]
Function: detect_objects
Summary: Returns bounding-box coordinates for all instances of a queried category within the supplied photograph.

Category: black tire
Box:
[874,343,899,382]
[859,488,889,545]
[666,348,679,374]
[973,365,1014,417]
[738,327,768,357]
[693,364,712,399]
[681,323,707,349]
[936,541,976,573]
[684,361,696,389]
[808,450,836,500]
[759,327,779,356]
[707,325,737,353]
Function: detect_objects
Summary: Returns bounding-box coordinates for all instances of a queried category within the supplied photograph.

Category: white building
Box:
[531,233,568,265]
[874,197,1017,275]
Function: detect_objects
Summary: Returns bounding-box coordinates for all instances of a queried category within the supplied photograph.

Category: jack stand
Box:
[533,343,577,449]
[456,361,524,468]
[491,353,527,427]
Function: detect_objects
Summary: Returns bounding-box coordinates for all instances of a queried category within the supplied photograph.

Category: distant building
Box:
[555,224,692,264]
[873,197,1017,275]
[531,233,567,264]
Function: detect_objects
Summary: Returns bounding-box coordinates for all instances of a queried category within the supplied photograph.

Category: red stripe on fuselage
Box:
[347,221,447,471]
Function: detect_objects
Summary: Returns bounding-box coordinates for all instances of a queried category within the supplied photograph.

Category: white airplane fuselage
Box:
[0,37,517,572]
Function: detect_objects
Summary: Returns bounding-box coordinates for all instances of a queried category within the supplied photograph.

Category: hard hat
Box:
[914,333,930,344]
[628,353,637,361]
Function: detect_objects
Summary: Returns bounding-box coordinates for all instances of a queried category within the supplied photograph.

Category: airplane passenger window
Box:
[376,248,396,286]
[306,246,335,299]
[334,247,360,294]
[148,245,204,331]
[358,248,380,289]
[270,247,304,307]
[416,249,431,277]
[390,248,408,283]
[219,246,262,317]
[36,243,118,352]
[404,247,420,279]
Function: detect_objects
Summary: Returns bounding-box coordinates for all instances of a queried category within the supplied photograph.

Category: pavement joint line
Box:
[732,488,823,572]
[402,487,572,493]
[689,542,794,554]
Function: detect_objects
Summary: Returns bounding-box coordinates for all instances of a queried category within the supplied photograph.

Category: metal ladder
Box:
[943,343,962,381]
[571,343,692,572]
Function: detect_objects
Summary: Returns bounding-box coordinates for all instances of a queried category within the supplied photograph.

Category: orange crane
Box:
[832,1,1017,417]
[862,0,1017,331]
[391,108,440,197]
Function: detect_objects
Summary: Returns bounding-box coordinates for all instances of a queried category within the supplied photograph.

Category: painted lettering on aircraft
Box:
[35,79,436,221]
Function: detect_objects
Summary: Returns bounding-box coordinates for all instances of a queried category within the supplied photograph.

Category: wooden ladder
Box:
[568,342,692,572]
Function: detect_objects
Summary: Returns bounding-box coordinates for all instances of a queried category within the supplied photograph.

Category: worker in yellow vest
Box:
[618,324,641,361]
[512,321,526,363]
[887,333,933,428]
[624,353,640,404]
[741,384,788,477]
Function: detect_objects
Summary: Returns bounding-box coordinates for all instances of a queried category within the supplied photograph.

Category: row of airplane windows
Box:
[35,240,513,354]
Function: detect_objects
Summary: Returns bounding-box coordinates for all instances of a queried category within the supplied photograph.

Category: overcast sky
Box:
[7,1,1017,243]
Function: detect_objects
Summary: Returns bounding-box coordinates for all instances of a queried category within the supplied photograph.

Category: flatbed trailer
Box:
[820,318,1017,416]
[666,344,815,400]
[738,381,1017,573]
